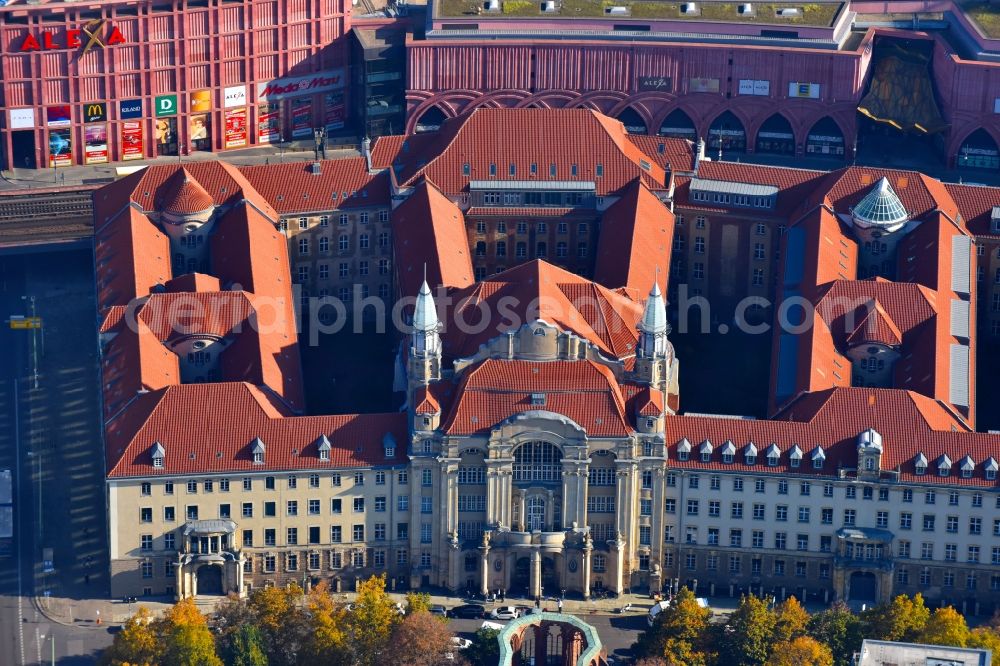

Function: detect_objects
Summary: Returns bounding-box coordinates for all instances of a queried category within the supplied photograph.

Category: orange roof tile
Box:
[157,168,215,215]
[392,179,475,298]
[441,260,643,360]
[105,382,407,477]
[239,158,390,214]
[94,207,172,312]
[441,359,632,437]
[593,179,673,293]
[845,300,903,347]
[626,135,696,173]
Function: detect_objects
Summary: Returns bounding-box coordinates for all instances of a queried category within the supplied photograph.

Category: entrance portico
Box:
[175,519,245,599]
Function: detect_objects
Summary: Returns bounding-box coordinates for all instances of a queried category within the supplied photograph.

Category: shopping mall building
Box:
[0,0,351,169]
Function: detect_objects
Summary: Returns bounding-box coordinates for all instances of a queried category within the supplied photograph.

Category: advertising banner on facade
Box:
[122,121,144,161]
[256,69,345,101]
[224,85,247,109]
[789,82,821,99]
[324,92,345,131]
[46,105,71,127]
[291,97,312,138]
[638,76,672,92]
[120,99,142,119]
[48,129,72,167]
[9,108,35,129]
[191,90,212,113]
[224,107,248,148]
[738,80,770,96]
[83,102,107,123]
[688,78,720,94]
[155,94,178,117]
[84,124,108,164]
[257,102,281,143]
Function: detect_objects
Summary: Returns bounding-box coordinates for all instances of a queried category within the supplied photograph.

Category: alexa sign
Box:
[19,19,125,52]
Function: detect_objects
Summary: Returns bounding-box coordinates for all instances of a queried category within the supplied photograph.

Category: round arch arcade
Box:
[616,107,648,134]
[413,105,447,133]
[755,113,795,155]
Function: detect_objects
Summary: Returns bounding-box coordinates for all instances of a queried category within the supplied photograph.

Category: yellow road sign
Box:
[9,317,41,329]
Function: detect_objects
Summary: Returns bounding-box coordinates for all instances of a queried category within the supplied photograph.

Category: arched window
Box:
[513,442,563,482]
[958,129,1000,170]
[755,114,795,155]
[414,106,447,133]
[708,111,746,153]
[659,109,697,139]
[805,117,845,157]
[616,107,647,134]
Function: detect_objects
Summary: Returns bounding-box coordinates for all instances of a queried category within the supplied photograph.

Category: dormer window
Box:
[701,451,711,463]
[251,437,265,465]
[962,468,972,479]
[678,451,689,462]
[645,418,655,429]
[385,447,395,459]
[788,445,802,469]
[677,438,691,462]
[813,458,822,469]
[812,446,826,470]
[699,440,713,463]
[960,455,975,479]
[316,435,331,462]
[722,453,734,464]
[986,458,998,481]
[745,442,757,466]
[915,464,926,476]
[721,440,736,464]
[150,441,165,468]
[768,455,778,467]
[746,454,756,465]
[790,457,800,468]
[938,454,952,477]
[530,393,546,406]
[765,445,780,467]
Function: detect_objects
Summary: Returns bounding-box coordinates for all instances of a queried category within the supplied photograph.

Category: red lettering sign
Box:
[18,22,125,52]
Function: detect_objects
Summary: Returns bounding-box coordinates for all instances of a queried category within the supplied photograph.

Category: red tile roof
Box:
[389,108,667,196]
[105,382,407,477]
[101,316,180,420]
[239,158,390,214]
[670,387,1000,487]
[163,273,222,293]
[392,179,475,298]
[626,136,696,173]
[94,207,171,312]
[441,359,633,437]
[441,260,643,360]
[593,179,673,294]
[945,182,1000,237]
[157,168,215,215]
[845,300,903,347]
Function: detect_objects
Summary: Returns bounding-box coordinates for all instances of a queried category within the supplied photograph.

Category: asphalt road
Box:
[0,247,111,665]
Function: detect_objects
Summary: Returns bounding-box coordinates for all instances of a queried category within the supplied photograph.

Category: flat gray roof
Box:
[690,177,779,197]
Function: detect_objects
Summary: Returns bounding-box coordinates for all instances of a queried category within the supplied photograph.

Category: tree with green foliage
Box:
[772,597,810,644]
[346,574,402,666]
[405,591,432,614]
[226,625,268,666]
[464,627,502,666]
[861,594,930,643]
[807,602,864,666]
[765,636,833,666]
[918,606,970,648]
[299,581,350,666]
[100,606,161,666]
[633,587,712,665]
[158,597,223,666]
[717,594,776,666]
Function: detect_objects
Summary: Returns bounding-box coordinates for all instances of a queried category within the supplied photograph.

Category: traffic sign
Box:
[8,316,41,330]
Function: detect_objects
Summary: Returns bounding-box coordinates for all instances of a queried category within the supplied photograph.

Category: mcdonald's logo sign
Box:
[83,102,107,123]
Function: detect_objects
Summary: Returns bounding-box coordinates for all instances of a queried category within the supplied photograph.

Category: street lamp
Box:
[278,133,285,163]
[21,295,38,390]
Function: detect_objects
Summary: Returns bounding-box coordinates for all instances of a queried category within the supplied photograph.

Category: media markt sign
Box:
[155,94,178,117]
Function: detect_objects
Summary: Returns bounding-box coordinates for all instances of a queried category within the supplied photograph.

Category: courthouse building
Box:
[98,109,1000,615]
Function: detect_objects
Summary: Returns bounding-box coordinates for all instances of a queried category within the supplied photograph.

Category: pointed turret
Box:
[409,276,441,386]
[634,277,674,390]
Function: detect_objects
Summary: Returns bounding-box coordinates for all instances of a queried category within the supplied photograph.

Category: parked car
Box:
[489,606,521,620]
[448,604,486,619]
[429,604,448,617]
[450,637,472,650]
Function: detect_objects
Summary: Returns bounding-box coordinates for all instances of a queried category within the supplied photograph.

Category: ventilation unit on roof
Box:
[605,5,628,14]
[541,0,556,11]
[776,7,800,16]
[738,3,753,14]
[680,2,697,14]
[485,0,499,10]
[310,162,321,175]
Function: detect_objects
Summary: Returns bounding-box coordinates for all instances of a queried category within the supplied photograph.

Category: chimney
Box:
[361,136,372,172]
[694,137,707,174]
[310,161,322,175]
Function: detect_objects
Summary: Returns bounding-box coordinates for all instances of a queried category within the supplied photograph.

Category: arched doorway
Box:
[659,109,697,140]
[196,564,223,595]
[513,557,531,596]
[756,114,795,155]
[616,107,647,134]
[957,129,1000,170]
[414,105,447,133]
[708,111,746,154]
[806,117,846,157]
[848,571,878,603]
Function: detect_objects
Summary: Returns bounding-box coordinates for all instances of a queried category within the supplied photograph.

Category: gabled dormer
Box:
[676,437,691,461]
[150,441,165,469]
[720,440,736,464]
[811,445,826,470]
[316,435,332,462]
[788,444,803,468]
[699,439,713,463]
[250,437,266,464]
